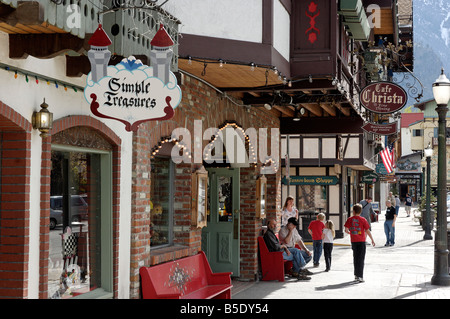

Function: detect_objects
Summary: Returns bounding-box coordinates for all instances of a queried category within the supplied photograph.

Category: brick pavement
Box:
[232,206,450,299]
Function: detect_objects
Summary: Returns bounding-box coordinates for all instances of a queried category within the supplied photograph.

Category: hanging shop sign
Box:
[361,122,397,135]
[376,163,389,175]
[362,171,379,184]
[359,82,407,114]
[84,24,181,132]
[282,176,339,185]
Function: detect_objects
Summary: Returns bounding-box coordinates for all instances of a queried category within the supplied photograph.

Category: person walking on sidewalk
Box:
[344,204,375,283]
[323,220,335,272]
[308,213,325,267]
[384,200,397,246]
[388,192,396,208]
[405,193,412,217]
[395,195,401,216]
[359,197,374,230]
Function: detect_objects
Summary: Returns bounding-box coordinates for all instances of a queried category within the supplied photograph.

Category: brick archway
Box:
[0,101,32,299]
[38,115,121,299]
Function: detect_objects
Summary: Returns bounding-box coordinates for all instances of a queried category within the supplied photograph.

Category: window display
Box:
[191,166,208,228]
[297,185,327,213]
[150,156,174,246]
[49,150,104,299]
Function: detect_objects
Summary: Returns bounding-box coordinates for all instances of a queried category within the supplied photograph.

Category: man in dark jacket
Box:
[263,219,311,280]
[384,200,397,246]
[359,197,374,230]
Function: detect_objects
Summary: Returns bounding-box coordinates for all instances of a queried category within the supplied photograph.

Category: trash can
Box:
[298,211,316,241]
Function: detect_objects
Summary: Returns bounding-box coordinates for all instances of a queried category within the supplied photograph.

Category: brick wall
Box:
[0,101,32,299]
[130,74,281,293]
[129,122,151,299]
[39,136,51,299]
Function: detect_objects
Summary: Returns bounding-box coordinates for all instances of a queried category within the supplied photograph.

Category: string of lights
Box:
[149,121,279,171]
[0,62,84,93]
[182,55,287,85]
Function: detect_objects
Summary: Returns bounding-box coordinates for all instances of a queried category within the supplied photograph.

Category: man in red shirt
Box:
[344,204,375,283]
[308,213,325,267]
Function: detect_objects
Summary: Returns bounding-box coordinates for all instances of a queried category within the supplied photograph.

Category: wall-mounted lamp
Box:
[32,99,53,137]
[293,107,305,122]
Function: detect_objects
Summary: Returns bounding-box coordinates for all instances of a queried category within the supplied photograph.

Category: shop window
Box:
[48,148,112,299]
[150,156,174,247]
[297,185,327,213]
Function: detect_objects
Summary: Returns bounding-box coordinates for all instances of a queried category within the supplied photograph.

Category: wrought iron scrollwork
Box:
[350,37,423,103]
[392,62,424,103]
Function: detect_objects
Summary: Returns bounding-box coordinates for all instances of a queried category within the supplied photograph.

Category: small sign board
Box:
[362,171,379,184]
[360,82,407,114]
[282,176,339,185]
[361,122,397,135]
[376,163,389,175]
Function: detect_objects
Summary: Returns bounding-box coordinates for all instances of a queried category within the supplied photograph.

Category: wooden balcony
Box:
[0,1,179,76]
[0,0,99,37]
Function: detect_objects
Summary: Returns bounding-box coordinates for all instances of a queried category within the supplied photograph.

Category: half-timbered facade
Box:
[0,0,413,299]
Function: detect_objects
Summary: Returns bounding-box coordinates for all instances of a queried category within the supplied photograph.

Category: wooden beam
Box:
[335,103,352,116]
[273,105,295,117]
[300,103,322,117]
[320,103,336,117]
[9,33,89,59]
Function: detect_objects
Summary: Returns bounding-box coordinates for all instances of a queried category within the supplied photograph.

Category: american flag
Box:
[380,143,395,174]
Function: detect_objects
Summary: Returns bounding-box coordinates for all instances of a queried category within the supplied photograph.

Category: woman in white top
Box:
[323,220,335,272]
[281,196,298,227]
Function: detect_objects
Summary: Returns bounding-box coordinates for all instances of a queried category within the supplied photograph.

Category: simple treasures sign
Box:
[84,24,180,132]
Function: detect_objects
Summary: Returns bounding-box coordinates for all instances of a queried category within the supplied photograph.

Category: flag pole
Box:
[366,137,399,166]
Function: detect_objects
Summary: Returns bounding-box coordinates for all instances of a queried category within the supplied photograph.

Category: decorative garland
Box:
[0,63,84,93]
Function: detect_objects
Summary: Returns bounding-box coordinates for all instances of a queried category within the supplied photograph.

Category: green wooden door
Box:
[202,168,240,277]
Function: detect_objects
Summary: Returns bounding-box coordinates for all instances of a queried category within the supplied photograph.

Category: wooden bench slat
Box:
[182,284,233,299]
[140,251,232,299]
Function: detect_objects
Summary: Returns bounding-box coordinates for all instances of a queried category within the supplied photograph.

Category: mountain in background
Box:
[412,0,450,103]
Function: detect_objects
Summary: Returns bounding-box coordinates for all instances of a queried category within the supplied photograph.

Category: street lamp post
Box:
[424,143,433,240]
[431,68,450,286]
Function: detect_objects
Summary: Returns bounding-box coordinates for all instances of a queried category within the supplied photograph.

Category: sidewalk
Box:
[232,206,450,299]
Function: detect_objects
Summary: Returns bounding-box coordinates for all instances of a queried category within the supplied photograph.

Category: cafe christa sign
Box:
[359,82,407,114]
[84,24,181,132]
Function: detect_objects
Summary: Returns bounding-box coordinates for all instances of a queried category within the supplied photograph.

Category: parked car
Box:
[49,208,62,230]
[50,195,89,224]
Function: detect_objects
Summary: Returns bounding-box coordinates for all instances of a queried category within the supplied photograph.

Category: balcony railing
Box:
[0,0,101,37]
[1,0,179,71]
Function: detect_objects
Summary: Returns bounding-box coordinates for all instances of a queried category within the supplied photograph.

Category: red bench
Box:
[139,251,233,299]
[258,236,286,282]
[258,236,301,282]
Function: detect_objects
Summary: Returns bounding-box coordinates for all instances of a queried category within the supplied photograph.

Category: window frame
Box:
[150,155,175,249]
[50,144,113,299]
